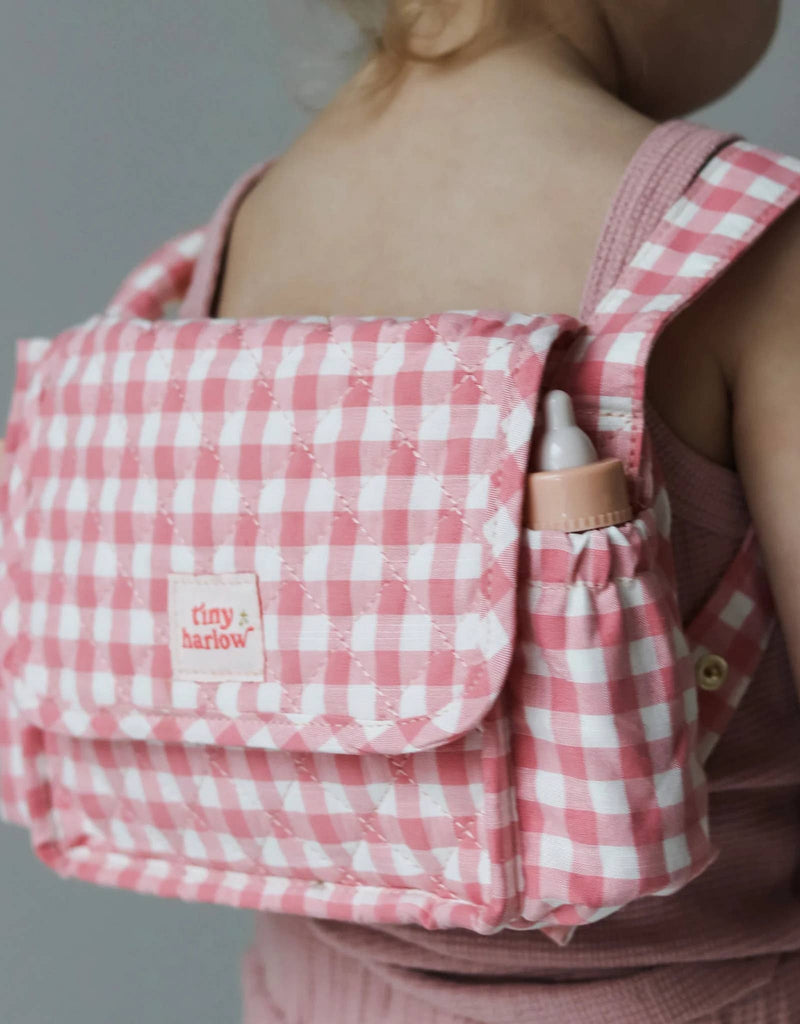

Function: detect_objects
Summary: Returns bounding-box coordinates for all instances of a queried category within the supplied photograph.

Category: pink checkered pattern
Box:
[0,140,797,944]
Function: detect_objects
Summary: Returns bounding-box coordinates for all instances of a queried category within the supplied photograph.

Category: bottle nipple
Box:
[536,390,598,471]
[526,390,633,532]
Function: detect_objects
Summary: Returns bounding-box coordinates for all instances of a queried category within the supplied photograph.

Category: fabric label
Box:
[168,573,265,682]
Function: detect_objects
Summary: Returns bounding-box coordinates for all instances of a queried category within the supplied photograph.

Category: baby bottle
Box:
[525,390,633,531]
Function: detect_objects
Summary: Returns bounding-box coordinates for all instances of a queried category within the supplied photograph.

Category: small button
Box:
[695,652,729,691]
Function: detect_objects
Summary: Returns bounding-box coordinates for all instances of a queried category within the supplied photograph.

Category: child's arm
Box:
[723,200,800,702]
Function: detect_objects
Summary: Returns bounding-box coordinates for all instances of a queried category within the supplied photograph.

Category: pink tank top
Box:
[179,119,800,1023]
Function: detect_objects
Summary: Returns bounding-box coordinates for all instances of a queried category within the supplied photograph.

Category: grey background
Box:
[0,3,798,1022]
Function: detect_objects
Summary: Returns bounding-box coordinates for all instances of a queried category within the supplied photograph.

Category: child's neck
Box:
[318,32,631,152]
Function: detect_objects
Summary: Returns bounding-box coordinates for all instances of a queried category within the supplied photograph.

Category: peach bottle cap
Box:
[526,458,633,531]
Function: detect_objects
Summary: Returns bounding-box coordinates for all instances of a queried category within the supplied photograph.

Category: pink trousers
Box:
[240,913,800,1024]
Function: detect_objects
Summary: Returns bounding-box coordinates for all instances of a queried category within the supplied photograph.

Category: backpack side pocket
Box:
[509,511,718,931]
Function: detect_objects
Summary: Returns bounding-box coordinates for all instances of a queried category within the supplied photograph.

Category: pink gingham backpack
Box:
[1,138,798,948]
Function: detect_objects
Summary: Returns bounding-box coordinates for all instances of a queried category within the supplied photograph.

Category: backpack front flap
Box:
[0,306,581,756]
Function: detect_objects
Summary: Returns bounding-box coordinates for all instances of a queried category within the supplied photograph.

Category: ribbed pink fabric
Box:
[179,119,800,1023]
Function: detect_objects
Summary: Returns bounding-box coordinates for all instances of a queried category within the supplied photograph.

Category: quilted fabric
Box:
[0,138,797,944]
[0,311,579,755]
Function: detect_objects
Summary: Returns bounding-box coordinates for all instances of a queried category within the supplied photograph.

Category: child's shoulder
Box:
[700,187,800,695]
[685,180,800,442]
[647,176,800,470]
[707,184,800,385]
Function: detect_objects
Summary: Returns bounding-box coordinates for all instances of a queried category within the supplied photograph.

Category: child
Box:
[174,1,800,1021]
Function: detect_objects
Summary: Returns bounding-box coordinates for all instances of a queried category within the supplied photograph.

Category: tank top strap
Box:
[579,119,739,322]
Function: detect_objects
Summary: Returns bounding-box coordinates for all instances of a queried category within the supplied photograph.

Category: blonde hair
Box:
[327,0,534,103]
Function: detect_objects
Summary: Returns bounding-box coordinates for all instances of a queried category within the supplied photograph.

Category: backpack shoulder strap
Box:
[563,139,800,512]
[105,225,208,320]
